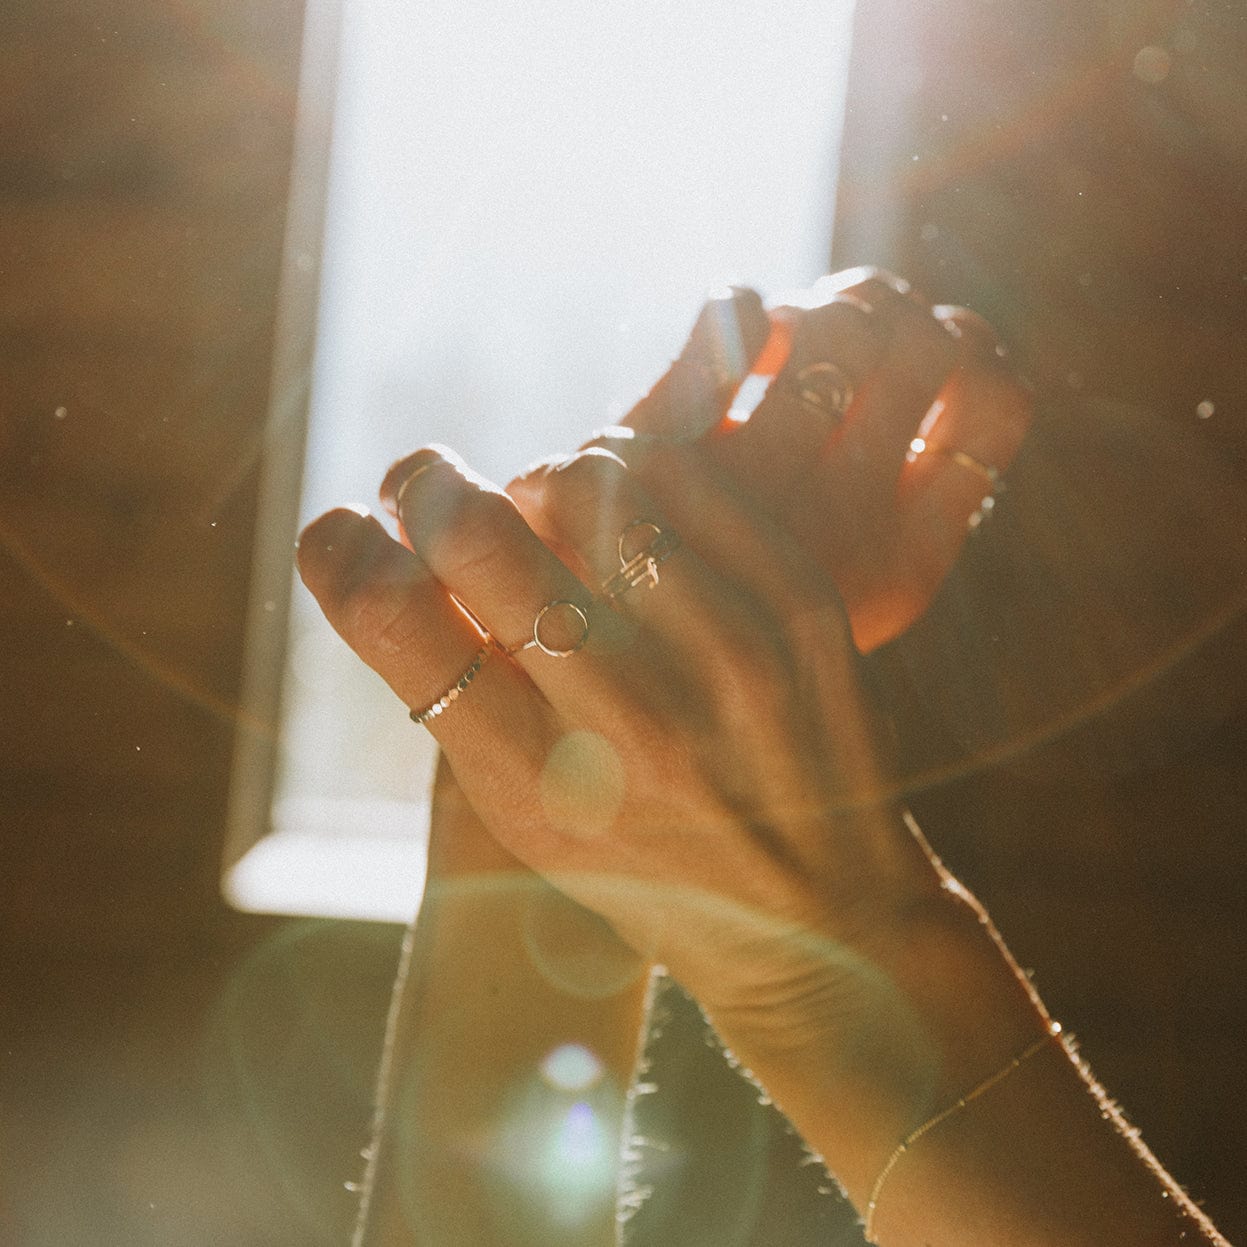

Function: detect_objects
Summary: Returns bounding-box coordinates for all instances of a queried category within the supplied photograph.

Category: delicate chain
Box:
[863,1021,1063,1243]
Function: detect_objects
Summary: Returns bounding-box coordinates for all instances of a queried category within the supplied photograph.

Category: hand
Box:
[602,270,1033,653]
[296,436,1045,1202]
[381,269,1031,900]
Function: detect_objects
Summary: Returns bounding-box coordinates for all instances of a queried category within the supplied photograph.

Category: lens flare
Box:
[540,1044,603,1093]
[540,730,625,839]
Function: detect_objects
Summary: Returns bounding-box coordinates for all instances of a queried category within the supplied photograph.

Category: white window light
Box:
[225,0,857,922]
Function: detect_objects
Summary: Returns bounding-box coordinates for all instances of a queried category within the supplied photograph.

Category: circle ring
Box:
[522,599,591,658]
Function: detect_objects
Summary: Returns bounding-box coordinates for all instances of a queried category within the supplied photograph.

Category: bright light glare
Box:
[541,1044,605,1093]
[242,0,856,920]
[547,1101,609,1188]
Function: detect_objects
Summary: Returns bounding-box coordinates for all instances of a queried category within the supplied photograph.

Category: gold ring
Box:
[394,459,447,514]
[791,361,855,422]
[506,599,591,658]
[909,437,1003,529]
[409,641,492,726]
[600,520,681,603]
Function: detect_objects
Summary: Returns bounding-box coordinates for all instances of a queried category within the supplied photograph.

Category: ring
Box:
[909,437,1003,529]
[505,599,591,658]
[394,458,449,515]
[409,641,492,726]
[790,361,855,422]
[600,519,682,602]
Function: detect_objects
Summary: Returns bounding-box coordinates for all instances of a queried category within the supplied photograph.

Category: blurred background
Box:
[1,0,855,1240]
[2,0,1244,1243]
[1,1,399,1242]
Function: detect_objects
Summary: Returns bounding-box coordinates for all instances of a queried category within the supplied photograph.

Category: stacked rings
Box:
[601,519,681,603]
[409,518,683,729]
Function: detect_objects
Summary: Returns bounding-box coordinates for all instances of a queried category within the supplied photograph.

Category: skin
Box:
[296,272,1229,1245]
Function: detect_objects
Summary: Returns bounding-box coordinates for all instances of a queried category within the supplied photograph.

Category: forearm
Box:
[359,758,651,1247]
[716,809,1228,1246]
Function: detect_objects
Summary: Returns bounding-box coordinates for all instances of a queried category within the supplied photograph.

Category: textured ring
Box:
[790,361,855,423]
[506,599,591,658]
[601,519,682,602]
[409,642,491,726]
[909,437,1003,529]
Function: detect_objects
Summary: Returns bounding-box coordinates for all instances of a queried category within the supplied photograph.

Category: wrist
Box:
[704,819,1052,1205]
[853,867,1055,1148]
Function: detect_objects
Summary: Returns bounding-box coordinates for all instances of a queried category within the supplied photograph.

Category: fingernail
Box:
[296,507,390,599]
[380,445,459,516]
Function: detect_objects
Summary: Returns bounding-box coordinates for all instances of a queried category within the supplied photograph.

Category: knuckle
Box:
[706,620,792,721]
[540,448,628,531]
[799,295,877,341]
[631,440,690,500]
[782,300,887,386]
[349,583,421,659]
[336,558,431,659]
[421,482,515,583]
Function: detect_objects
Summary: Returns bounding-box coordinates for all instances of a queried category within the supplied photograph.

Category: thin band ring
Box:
[409,641,492,726]
[909,437,1003,529]
[394,459,447,514]
[505,599,591,659]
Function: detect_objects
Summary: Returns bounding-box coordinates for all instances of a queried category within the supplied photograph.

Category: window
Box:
[225,0,857,921]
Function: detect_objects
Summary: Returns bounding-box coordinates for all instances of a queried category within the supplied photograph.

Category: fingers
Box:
[390,448,643,703]
[821,276,961,501]
[710,294,887,500]
[372,270,1029,678]
[295,506,549,758]
[901,362,1033,542]
[693,270,1032,651]
[618,286,773,441]
[707,269,960,523]
[508,447,790,710]
[932,304,1006,365]
[512,442,853,697]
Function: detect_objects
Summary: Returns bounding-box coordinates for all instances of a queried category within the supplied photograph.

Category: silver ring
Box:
[791,361,855,423]
[601,520,681,603]
[409,641,491,726]
[506,599,591,658]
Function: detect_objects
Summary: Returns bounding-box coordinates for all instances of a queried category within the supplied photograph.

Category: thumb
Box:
[620,286,774,441]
